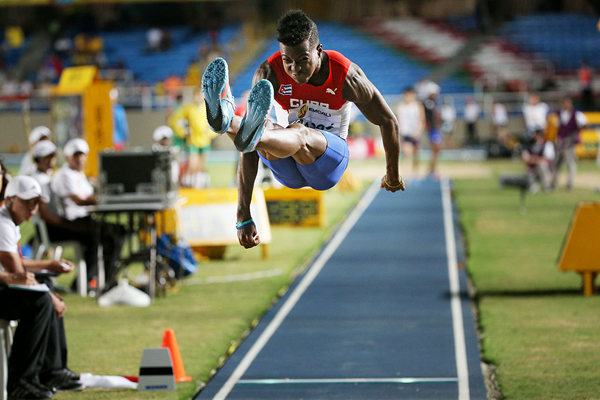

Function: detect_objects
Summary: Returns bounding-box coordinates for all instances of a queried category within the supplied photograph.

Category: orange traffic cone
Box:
[161,329,192,382]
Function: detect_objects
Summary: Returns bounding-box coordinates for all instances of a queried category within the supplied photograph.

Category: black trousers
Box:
[46,217,124,286]
[0,287,56,387]
[35,276,68,381]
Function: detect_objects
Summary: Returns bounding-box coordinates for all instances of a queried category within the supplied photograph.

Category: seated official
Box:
[28,140,97,283]
[0,176,83,399]
[50,138,123,288]
[522,130,555,193]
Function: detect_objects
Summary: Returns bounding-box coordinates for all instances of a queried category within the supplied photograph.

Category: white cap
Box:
[29,126,51,145]
[64,138,89,157]
[31,140,57,159]
[4,175,49,203]
[153,125,174,142]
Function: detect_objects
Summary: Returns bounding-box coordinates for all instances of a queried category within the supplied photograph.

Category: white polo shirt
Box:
[51,164,94,221]
[522,102,550,131]
[0,205,21,271]
[31,169,62,218]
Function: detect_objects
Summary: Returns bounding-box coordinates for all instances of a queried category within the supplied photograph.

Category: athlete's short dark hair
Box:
[277,10,319,48]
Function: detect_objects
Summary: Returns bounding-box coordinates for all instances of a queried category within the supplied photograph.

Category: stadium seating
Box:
[499,13,600,71]
[100,24,241,84]
[231,21,471,99]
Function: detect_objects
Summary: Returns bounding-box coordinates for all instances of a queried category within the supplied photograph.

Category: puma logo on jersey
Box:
[326,88,337,95]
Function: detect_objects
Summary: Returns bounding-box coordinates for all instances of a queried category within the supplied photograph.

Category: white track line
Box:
[212,179,381,400]
[185,269,284,285]
[441,178,470,400]
[238,377,458,385]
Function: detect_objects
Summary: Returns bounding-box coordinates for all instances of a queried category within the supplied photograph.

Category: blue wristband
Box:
[236,218,254,230]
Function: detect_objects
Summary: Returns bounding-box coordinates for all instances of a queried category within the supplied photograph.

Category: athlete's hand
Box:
[238,224,261,249]
[381,175,405,193]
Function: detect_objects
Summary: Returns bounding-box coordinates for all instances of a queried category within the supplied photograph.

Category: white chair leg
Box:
[53,246,63,260]
[77,259,87,297]
[0,320,9,400]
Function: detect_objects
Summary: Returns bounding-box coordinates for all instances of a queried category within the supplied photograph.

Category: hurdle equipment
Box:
[161,329,192,382]
[138,348,175,391]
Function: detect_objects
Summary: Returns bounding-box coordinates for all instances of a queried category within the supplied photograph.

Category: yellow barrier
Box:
[557,203,600,296]
[263,187,325,227]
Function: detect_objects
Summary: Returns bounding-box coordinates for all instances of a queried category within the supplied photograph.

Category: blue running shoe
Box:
[234,79,274,153]
[202,57,235,134]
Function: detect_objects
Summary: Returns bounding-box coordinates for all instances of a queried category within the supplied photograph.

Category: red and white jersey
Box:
[268,50,352,140]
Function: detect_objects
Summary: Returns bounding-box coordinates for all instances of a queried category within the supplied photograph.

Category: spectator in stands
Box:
[72,34,91,66]
[164,74,183,99]
[492,99,509,144]
[395,87,425,177]
[168,87,217,188]
[50,138,123,289]
[464,97,480,145]
[4,26,25,67]
[110,88,129,151]
[53,35,73,60]
[551,98,587,191]
[578,60,594,111]
[19,126,52,177]
[522,130,554,193]
[522,93,549,139]
[146,27,163,52]
[424,92,443,179]
[0,176,83,399]
[152,125,174,151]
[160,29,172,52]
[414,77,440,102]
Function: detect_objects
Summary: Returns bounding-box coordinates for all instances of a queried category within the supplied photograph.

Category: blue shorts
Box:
[428,129,443,145]
[259,130,349,191]
[402,135,419,146]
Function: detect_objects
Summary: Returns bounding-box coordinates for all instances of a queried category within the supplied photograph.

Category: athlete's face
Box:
[279,40,322,84]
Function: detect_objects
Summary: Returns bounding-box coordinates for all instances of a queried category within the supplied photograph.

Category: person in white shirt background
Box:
[551,97,588,191]
[522,93,550,139]
[18,125,52,177]
[0,175,83,398]
[395,87,425,177]
[440,97,456,137]
[50,138,124,291]
[492,99,509,144]
[464,97,480,145]
[28,140,65,229]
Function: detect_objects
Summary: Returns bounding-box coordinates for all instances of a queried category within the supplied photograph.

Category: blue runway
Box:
[196,179,487,400]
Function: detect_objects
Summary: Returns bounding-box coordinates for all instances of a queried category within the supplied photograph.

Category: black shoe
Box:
[8,379,54,399]
[41,370,85,392]
[31,379,56,395]
[62,368,80,381]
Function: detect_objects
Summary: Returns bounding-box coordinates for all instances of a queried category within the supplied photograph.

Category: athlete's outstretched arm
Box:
[343,63,404,192]
[236,62,280,248]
